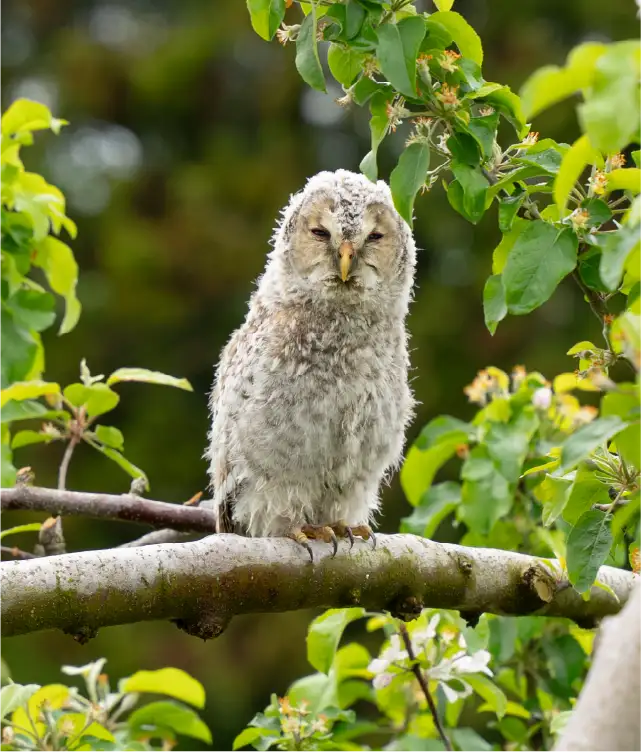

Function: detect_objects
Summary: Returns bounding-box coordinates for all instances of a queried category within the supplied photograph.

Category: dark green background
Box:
[2,0,635,748]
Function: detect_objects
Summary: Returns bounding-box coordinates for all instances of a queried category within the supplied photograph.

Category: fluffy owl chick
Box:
[206,169,416,558]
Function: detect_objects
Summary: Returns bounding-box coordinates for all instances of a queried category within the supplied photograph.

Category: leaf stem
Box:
[398,622,452,751]
[58,437,79,491]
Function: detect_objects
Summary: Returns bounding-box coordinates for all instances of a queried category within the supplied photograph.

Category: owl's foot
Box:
[287,525,338,562]
[332,521,376,550]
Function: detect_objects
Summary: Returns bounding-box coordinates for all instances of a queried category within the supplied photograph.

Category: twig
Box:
[1,486,217,534]
[0,545,37,560]
[572,269,612,351]
[118,528,195,548]
[34,516,66,556]
[398,622,452,751]
[58,438,79,491]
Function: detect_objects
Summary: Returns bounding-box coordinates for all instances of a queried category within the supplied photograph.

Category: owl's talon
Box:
[287,529,314,562]
[345,527,355,549]
[299,524,339,557]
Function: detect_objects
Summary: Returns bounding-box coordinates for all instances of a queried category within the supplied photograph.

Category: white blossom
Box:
[532,386,553,410]
[372,672,394,690]
[367,634,408,677]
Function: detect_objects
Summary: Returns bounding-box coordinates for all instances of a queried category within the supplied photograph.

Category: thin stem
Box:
[58,437,79,491]
[398,622,452,751]
[0,545,37,559]
[572,269,612,351]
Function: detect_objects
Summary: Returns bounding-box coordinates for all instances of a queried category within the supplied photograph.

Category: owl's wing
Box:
[208,327,248,535]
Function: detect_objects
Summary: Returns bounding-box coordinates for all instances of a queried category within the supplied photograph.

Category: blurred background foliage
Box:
[1,0,637,748]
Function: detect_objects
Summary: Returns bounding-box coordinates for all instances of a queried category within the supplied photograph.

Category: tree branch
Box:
[1,534,636,640]
[1,486,216,534]
[555,583,640,751]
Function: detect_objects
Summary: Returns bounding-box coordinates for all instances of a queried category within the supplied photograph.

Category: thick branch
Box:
[1,486,216,534]
[555,583,640,751]
[1,534,636,639]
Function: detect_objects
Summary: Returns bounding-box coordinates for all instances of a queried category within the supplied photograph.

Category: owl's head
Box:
[269,170,416,305]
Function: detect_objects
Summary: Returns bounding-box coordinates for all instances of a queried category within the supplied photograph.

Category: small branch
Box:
[118,529,194,548]
[398,622,452,751]
[58,438,79,491]
[1,486,217,534]
[34,516,66,556]
[0,545,37,560]
[1,534,636,639]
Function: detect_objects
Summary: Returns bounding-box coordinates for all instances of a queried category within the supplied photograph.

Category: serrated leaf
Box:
[295,9,326,92]
[306,608,366,674]
[554,134,602,216]
[106,368,193,391]
[560,416,627,472]
[390,142,430,226]
[122,668,205,709]
[128,701,212,744]
[0,522,42,540]
[246,0,285,41]
[502,222,578,315]
[566,510,613,593]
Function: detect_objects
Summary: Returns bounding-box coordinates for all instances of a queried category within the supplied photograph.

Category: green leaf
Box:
[233,728,278,751]
[433,0,454,10]
[554,134,602,215]
[106,368,193,391]
[497,191,525,234]
[32,236,81,334]
[1,399,65,423]
[400,481,461,537]
[401,417,470,505]
[0,683,40,720]
[376,17,426,98]
[327,44,366,87]
[90,443,149,489]
[465,674,507,719]
[601,390,640,469]
[351,76,386,106]
[0,380,60,408]
[600,225,640,292]
[1,312,39,388]
[447,131,480,166]
[607,168,641,194]
[84,384,120,417]
[484,408,539,483]
[428,11,482,64]
[533,476,573,526]
[566,510,613,593]
[94,425,125,451]
[449,162,489,224]
[5,290,56,333]
[460,447,513,535]
[295,9,326,92]
[492,219,527,274]
[11,429,57,449]
[1,442,16,487]
[581,197,612,228]
[245,0,285,41]
[560,416,627,472]
[578,41,641,154]
[466,112,499,160]
[0,522,42,541]
[473,85,527,137]
[502,222,578,315]
[515,139,567,175]
[483,274,507,335]
[128,701,212,744]
[122,668,205,709]
[390,142,430,226]
[1,99,65,137]
[307,608,366,674]
[520,42,607,120]
[360,92,393,181]
[563,465,611,525]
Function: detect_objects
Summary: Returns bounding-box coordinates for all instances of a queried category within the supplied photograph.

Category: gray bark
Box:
[1,533,636,641]
[555,582,640,752]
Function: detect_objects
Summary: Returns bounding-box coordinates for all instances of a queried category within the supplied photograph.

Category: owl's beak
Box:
[338,241,355,282]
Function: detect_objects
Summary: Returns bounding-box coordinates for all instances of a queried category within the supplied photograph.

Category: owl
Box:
[206,169,416,559]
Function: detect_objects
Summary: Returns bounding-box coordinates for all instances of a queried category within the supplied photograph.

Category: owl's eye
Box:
[311,227,331,239]
[368,232,384,241]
